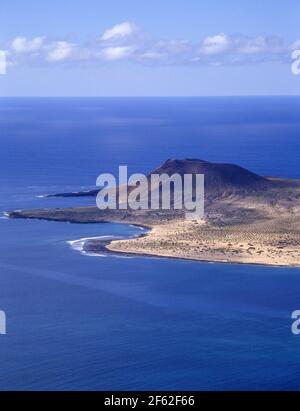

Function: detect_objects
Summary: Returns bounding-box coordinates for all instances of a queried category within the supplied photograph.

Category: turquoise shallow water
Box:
[0,97,300,390]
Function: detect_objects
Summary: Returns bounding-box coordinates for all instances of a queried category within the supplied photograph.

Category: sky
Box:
[0,0,300,96]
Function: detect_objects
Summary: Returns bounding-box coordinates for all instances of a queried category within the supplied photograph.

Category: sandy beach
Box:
[9,200,300,267]
[107,217,300,266]
[8,159,300,267]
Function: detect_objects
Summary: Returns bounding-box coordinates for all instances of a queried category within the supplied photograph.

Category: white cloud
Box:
[47,41,73,62]
[139,39,191,63]
[5,24,297,67]
[154,40,190,55]
[201,33,229,55]
[237,36,285,55]
[102,46,135,60]
[11,36,45,53]
[101,22,137,41]
[238,36,266,54]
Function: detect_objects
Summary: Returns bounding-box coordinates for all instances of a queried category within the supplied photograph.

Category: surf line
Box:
[67,224,148,257]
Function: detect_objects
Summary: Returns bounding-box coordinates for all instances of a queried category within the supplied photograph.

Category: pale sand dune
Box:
[106,177,300,267]
[107,218,300,266]
[8,191,300,266]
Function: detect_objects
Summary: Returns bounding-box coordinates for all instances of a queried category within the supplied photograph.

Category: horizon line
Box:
[0,94,300,98]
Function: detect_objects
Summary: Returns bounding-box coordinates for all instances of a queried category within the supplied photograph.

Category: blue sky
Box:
[0,0,299,96]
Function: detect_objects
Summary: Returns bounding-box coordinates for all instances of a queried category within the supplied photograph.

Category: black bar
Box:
[0,391,298,406]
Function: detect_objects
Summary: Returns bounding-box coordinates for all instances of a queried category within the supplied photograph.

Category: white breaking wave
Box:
[130,224,145,231]
[114,255,133,259]
[68,225,145,258]
[83,252,106,257]
[67,235,120,257]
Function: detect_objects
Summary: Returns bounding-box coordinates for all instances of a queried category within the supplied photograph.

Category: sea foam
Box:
[67,235,120,257]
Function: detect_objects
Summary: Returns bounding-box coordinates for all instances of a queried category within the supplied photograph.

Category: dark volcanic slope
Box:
[151,158,274,194]
[7,158,300,226]
[37,158,277,200]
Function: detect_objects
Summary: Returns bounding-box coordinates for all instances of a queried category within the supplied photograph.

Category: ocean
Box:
[0,97,300,390]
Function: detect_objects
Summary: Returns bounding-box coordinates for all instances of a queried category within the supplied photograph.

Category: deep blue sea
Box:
[0,97,300,390]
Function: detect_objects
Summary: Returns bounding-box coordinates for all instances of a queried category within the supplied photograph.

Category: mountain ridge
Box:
[150,158,274,194]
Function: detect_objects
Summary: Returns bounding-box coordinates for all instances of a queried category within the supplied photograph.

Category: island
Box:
[8,158,300,266]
